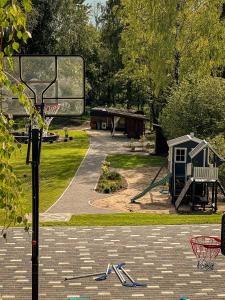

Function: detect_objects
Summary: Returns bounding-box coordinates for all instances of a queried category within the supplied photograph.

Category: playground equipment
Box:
[1,55,85,300]
[168,133,225,211]
[131,133,225,212]
[131,164,170,203]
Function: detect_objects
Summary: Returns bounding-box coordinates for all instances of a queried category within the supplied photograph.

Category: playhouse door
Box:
[173,148,187,195]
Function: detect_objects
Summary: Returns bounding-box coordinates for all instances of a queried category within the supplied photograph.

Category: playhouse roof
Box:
[167,134,202,147]
[189,140,207,159]
[189,140,225,162]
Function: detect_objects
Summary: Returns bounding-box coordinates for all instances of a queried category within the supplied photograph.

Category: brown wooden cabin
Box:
[90,107,148,139]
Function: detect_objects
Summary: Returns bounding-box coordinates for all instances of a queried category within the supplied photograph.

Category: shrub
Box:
[97,174,125,194]
[107,171,121,180]
[63,127,69,138]
[101,161,110,177]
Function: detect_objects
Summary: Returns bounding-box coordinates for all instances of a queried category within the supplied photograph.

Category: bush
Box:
[98,161,125,193]
[101,161,110,177]
[107,171,121,180]
[97,173,125,194]
[160,76,225,139]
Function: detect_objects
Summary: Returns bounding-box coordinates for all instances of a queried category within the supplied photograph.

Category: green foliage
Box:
[119,0,225,149]
[107,170,121,180]
[120,0,225,94]
[98,176,124,193]
[101,161,110,177]
[120,0,177,96]
[98,159,124,193]
[63,127,68,138]
[160,76,225,139]
[98,169,124,193]
[0,0,39,234]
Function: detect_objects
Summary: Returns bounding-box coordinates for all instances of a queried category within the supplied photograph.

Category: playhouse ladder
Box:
[175,178,194,209]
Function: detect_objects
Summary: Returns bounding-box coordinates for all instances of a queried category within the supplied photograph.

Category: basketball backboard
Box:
[0,55,85,117]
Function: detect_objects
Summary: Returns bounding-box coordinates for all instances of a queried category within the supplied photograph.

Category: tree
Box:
[0,0,36,234]
[26,0,103,107]
[25,0,58,53]
[96,0,124,106]
[160,76,225,139]
[119,0,225,154]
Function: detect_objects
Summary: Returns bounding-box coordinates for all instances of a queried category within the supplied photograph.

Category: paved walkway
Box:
[0,224,224,300]
[47,130,134,215]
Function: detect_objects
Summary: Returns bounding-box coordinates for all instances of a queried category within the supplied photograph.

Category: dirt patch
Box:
[91,167,175,214]
[91,167,225,214]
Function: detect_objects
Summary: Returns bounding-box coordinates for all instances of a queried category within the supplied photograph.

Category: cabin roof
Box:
[91,107,148,120]
[167,134,202,147]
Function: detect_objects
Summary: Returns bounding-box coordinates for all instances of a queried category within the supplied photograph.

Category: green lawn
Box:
[7,130,89,213]
[107,154,166,169]
[42,213,222,226]
[1,131,222,227]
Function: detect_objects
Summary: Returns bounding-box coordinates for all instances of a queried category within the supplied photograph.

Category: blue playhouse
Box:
[131,133,225,212]
[168,133,225,211]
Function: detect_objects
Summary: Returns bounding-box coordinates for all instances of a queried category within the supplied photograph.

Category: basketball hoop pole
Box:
[14,55,84,300]
[19,56,57,300]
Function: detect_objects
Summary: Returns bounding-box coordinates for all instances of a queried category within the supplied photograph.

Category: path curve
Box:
[47,130,130,214]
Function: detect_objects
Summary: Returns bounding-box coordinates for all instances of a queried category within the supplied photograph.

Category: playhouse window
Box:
[175,148,186,163]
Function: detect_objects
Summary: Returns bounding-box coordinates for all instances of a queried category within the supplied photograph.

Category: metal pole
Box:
[32,126,40,300]
[65,272,106,281]
[112,265,126,285]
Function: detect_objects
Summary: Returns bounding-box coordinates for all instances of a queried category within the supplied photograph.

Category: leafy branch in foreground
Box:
[0,0,41,237]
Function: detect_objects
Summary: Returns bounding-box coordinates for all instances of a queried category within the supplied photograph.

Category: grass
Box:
[42,212,222,226]
[106,154,166,169]
[0,212,221,227]
[6,130,89,213]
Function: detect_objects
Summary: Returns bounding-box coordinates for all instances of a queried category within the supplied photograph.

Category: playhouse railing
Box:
[193,167,219,180]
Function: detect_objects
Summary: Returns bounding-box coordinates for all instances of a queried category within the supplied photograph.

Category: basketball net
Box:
[43,104,61,137]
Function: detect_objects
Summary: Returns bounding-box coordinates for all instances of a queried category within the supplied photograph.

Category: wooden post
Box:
[192,181,195,211]
[212,182,215,210]
[215,181,218,212]
[191,181,195,210]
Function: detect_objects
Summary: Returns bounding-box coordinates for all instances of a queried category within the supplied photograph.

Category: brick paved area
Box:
[0,225,224,300]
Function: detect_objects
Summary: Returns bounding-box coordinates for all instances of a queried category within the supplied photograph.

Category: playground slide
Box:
[175,178,193,210]
[131,173,171,203]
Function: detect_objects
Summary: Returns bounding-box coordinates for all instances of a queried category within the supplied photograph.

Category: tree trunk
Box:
[151,102,168,156]
[126,80,132,109]
[174,2,181,84]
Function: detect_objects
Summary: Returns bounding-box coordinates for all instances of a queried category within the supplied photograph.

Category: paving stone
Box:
[0,225,224,300]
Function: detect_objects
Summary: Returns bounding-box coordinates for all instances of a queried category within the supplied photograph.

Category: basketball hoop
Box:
[43,103,61,137]
[190,236,221,271]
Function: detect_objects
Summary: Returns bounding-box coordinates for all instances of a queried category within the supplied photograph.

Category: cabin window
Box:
[175,148,187,163]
